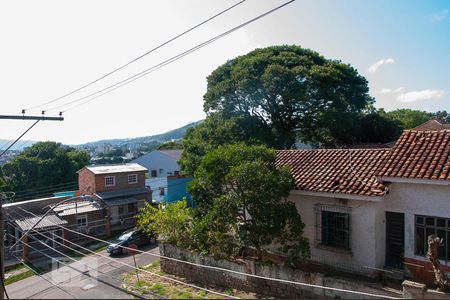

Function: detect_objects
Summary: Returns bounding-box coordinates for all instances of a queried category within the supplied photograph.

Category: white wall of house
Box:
[132,151,180,177]
[290,182,450,274]
[379,182,450,265]
[290,192,380,273]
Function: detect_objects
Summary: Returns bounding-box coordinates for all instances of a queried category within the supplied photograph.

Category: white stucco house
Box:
[276,129,450,285]
[132,149,183,202]
[132,149,182,178]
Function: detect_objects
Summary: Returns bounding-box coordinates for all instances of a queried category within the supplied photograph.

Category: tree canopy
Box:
[1,141,90,201]
[189,144,309,261]
[203,45,374,148]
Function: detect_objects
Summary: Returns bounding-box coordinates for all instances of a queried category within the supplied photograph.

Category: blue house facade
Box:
[166,176,193,207]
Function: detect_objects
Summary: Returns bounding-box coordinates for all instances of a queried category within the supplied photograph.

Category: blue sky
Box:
[0,0,448,144]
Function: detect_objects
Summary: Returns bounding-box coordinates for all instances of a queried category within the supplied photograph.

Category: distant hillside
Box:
[77,120,203,148]
[0,139,36,151]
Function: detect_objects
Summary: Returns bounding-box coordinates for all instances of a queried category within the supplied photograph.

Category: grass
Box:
[4,263,42,285]
[4,270,34,285]
[122,260,256,299]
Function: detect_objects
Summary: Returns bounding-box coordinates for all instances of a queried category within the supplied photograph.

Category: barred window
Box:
[415,215,450,261]
[315,204,351,250]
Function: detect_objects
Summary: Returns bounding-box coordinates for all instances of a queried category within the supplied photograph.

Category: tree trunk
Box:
[427,235,448,292]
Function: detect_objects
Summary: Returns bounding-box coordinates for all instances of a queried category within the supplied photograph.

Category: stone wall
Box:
[402,280,450,299]
[159,243,400,299]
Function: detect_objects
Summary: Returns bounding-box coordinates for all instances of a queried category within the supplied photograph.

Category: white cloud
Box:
[368,58,395,73]
[380,87,404,94]
[429,9,448,22]
[397,89,445,103]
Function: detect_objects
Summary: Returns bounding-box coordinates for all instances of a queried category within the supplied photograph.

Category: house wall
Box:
[132,151,180,177]
[378,182,450,284]
[289,193,380,275]
[166,176,193,206]
[291,182,450,282]
[60,209,105,240]
[78,168,96,194]
[78,169,146,194]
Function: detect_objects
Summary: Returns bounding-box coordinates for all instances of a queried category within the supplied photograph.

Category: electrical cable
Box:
[4,231,149,300]
[9,205,403,299]
[5,253,74,299]
[25,0,248,112]
[5,212,233,299]
[47,0,296,113]
[0,120,40,158]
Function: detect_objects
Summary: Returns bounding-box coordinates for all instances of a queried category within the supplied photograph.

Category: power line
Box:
[0,121,40,158]
[4,230,148,300]
[6,253,74,299]
[5,211,233,299]
[10,205,402,299]
[25,0,248,112]
[47,0,296,113]
[5,220,162,299]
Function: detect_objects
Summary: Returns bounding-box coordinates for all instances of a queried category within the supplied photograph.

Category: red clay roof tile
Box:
[276,148,390,197]
[378,130,450,181]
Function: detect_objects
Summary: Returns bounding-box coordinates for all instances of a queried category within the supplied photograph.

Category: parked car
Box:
[106,229,154,255]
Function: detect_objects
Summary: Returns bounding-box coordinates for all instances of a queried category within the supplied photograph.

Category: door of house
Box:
[110,206,119,224]
[385,212,405,269]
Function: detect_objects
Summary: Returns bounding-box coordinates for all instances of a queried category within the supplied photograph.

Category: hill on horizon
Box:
[76,120,202,148]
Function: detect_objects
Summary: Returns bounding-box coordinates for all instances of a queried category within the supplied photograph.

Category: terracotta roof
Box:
[378,130,450,181]
[276,149,390,197]
[413,120,450,131]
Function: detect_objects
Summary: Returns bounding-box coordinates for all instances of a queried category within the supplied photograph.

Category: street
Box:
[6,243,160,299]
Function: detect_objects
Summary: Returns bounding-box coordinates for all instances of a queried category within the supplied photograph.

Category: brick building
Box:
[77,163,152,233]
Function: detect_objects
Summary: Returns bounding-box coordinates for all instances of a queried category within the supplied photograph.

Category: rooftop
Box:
[378,130,450,181]
[276,148,390,197]
[95,187,151,200]
[158,149,183,160]
[14,214,68,231]
[51,198,103,216]
[82,163,147,175]
[413,120,450,131]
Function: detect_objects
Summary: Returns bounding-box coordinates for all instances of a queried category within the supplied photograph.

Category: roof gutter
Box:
[379,176,450,186]
[290,190,383,202]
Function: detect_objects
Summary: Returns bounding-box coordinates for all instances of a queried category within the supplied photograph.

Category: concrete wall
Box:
[132,151,180,177]
[159,243,399,299]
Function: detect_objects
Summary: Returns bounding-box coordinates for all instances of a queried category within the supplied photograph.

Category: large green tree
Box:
[1,141,90,201]
[180,114,276,175]
[189,144,309,262]
[203,45,374,148]
[386,109,430,129]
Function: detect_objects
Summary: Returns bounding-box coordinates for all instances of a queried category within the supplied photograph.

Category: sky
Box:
[0,0,449,145]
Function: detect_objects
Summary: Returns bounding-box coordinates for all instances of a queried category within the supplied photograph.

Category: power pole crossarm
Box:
[0,115,63,121]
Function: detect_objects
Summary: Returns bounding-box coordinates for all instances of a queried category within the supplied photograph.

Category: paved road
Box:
[7,243,160,299]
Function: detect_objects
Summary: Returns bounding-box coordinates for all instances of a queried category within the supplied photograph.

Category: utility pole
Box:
[0,112,63,299]
[0,193,4,300]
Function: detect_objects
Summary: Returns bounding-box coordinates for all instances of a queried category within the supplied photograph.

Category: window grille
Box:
[315,204,351,250]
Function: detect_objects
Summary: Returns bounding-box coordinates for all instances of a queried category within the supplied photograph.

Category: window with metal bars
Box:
[415,215,450,261]
[315,204,351,250]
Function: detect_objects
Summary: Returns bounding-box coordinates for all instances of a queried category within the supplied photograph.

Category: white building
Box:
[132,149,182,178]
[276,129,450,285]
